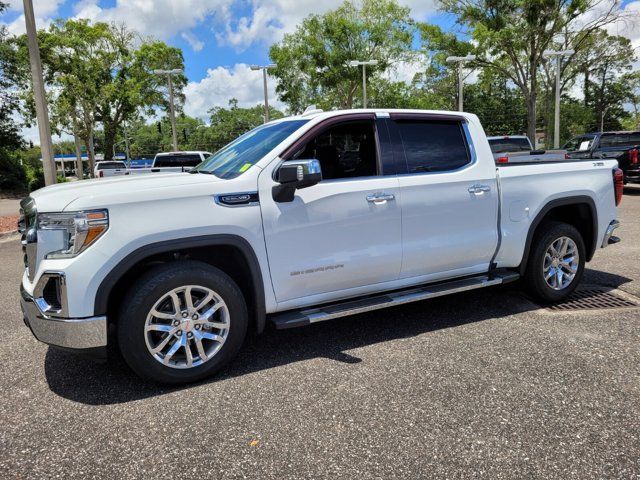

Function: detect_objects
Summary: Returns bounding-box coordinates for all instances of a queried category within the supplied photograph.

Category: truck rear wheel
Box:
[525,221,585,303]
[117,261,248,384]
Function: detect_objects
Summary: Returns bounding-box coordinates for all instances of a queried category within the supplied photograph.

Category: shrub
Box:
[0,148,27,192]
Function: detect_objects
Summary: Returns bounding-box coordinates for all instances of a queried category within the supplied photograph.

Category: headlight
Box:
[37,210,109,259]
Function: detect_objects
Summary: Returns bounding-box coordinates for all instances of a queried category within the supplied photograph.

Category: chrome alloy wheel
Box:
[542,236,579,291]
[144,285,229,369]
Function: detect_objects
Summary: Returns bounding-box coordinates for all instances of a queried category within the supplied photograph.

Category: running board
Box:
[270,271,520,329]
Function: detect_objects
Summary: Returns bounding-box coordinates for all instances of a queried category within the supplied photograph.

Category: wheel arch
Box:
[95,234,266,335]
[519,195,598,275]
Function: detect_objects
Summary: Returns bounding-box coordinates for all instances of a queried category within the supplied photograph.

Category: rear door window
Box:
[395,120,471,173]
[599,133,640,148]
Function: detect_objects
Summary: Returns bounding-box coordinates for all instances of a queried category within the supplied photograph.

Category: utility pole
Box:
[23,0,56,185]
[445,55,477,112]
[250,64,276,122]
[348,60,379,108]
[154,69,182,151]
[542,49,574,148]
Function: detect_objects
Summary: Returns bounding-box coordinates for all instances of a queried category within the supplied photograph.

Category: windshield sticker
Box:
[239,163,252,172]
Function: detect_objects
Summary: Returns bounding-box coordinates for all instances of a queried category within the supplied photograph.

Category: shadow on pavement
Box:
[623,186,640,196]
[44,269,633,405]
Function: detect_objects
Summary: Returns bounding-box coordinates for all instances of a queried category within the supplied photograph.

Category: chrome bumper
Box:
[20,284,107,350]
[601,220,621,248]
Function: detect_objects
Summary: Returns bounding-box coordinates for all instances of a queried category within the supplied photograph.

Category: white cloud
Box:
[72,0,233,40]
[181,31,204,52]
[183,63,284,119]
[217,0,438,51]
[2,0,64,34]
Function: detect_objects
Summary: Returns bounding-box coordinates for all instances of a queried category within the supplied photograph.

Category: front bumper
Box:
[20,284,107,350]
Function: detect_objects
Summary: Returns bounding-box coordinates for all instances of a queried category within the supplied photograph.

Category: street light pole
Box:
[542,49,574,149]
[348,60,379,108]
[445,55,477,112]
[153,69,182,151]
[250,64,276,123]
[23,0,56,185]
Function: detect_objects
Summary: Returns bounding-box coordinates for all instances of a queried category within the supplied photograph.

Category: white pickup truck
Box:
[127,151,212,175]
[19,109,623,384]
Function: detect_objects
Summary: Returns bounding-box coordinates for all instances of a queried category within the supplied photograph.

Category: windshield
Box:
[97,162,126,169]
[564,135,595,152]
[488,137,531,154]
[192,120,309,179]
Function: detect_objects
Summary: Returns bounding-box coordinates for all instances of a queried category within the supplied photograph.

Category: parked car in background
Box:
[487,135,567,164]
[94,161,128,178]
[564,131,640,184]
[126,151,212,175]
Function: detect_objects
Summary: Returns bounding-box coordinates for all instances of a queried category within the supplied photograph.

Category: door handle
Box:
[366,193,395,204]
[468,184,491,195]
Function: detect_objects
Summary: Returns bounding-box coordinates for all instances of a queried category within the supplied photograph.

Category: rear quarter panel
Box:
[495,160,618,268]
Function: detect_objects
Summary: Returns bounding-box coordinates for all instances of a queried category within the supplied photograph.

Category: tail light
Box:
[564,153,570,159]
[99,170,104,177]
[613,168,624,206]
[630,148,638,165]
[496,156,509,164]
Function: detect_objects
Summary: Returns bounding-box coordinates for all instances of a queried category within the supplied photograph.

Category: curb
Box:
[0,230,19,240]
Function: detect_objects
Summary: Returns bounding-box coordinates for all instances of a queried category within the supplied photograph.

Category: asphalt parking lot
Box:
[1,189,639,479]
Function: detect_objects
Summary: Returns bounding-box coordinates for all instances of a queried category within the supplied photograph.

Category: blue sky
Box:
[1,0,638,142]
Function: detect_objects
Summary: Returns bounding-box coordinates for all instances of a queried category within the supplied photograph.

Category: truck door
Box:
[259,114,402,304]
[387,114,499,281]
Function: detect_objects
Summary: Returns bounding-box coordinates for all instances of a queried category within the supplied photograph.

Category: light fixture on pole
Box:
[250,64,277,122]
[153,68,183,151]
[23,0,56,185]
[445,55,476,112]
[542,49,574,149]
[348,60,379,109]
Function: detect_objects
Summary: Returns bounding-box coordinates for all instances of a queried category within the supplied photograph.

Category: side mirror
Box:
[272,159,322,202]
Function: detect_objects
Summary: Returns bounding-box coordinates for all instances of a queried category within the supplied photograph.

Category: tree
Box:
[439,0,632,142]
[269,0,415,112]
[0,1,27,191]
[14,19,186,171]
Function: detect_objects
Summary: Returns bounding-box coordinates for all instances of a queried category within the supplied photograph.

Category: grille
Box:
[547,288,640,311]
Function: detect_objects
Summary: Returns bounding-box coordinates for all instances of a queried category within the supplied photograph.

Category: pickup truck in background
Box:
[19,109,622,384]
[94,160,129,178]
[564,131,640,184]
[487,135,567,164]
[127,151,212,175]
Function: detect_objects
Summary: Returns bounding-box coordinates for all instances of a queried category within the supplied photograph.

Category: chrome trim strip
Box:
[601,220,620,248]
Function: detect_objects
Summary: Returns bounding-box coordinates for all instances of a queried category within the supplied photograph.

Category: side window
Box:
[292,120,378,180]
[395,120,470,173]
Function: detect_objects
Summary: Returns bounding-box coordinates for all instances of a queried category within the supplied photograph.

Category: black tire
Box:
[525,221,585,303]
[117,261,248,385]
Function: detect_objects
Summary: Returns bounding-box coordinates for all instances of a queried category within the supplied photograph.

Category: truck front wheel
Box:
[117,261,248,384]
[525,221,585,303]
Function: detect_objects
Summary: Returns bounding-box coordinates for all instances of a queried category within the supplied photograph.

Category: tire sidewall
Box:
[527,222,586,303]
[117,261,248,384]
